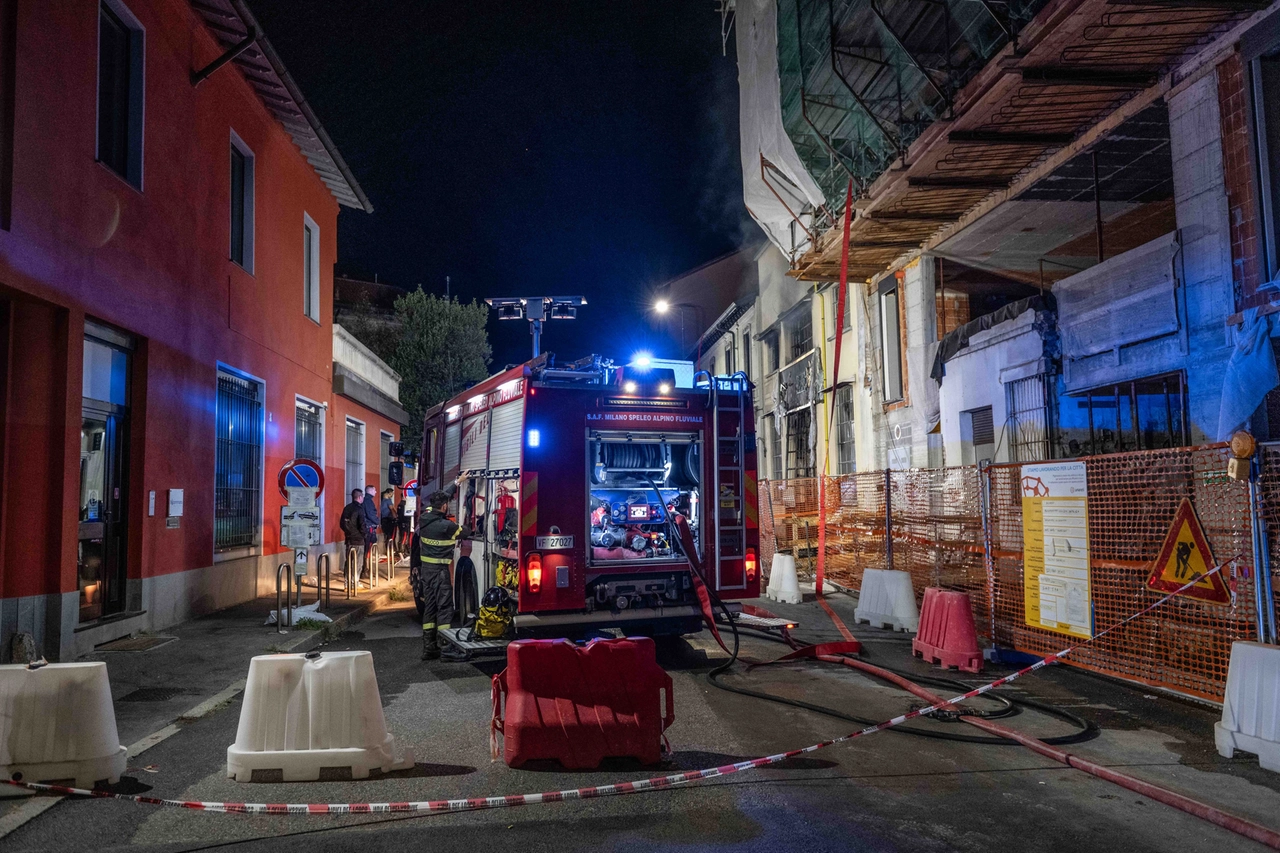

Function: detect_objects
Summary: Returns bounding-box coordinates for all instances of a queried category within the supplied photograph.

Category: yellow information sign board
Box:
[1021,461,1091,639]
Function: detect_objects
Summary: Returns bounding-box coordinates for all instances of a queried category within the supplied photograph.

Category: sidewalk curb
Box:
[282,578,410,654]
[0,578,410,841]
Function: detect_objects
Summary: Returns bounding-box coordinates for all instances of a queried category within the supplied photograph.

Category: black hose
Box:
[707,621,1097,745]
[643,474,1094,745]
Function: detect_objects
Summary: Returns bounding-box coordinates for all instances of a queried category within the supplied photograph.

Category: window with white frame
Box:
[742,328,752,381]
[380,431,393,491]
[769,417,782,481]
[880,285,904,402]
[230,132,254,271]
[97,1,144,188]
[215,369,263,552]
[303,213,320,322]
[835,385,855,474]
[345,418,365,498]
[295,398,323,464]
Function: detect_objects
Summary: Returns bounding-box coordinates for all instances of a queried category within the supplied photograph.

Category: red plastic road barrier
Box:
[913,588,983,673]
[491,637,674,769]
[6,556,1274,852]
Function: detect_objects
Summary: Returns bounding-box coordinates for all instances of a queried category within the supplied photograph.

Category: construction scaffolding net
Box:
[759,443,1275,702]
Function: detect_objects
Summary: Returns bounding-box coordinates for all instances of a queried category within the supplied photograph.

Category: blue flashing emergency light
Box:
[631,353,652,368]
[527,429,540,448]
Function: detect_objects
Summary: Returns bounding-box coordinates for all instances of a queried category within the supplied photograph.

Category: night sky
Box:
[251,1,753,369]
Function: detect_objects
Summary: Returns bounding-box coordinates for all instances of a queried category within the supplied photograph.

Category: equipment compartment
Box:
[587,431,700,565]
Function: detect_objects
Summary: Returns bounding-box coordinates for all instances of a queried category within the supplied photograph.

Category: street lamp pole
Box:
[653,299,706,361]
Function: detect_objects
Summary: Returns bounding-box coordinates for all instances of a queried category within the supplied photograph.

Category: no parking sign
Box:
[278,458,324,501]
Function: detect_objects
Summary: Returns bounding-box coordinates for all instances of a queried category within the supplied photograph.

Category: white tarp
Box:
[736,0,826,259]
[907,341,941,435]
[1217,308,1278,440]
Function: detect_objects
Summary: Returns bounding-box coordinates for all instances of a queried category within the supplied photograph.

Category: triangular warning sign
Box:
[1145,498,1230,604]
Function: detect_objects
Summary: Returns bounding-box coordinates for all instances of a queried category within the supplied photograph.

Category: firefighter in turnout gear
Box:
[412,478,469,662]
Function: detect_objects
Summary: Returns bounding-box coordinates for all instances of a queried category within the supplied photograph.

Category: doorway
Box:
[79,326,132,622]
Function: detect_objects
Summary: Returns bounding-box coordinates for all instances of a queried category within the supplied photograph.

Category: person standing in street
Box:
[396,494,410,551]
[379,488,396,553]
[340,488,367,586]
[362,484,380,584]
[412,477,467,661]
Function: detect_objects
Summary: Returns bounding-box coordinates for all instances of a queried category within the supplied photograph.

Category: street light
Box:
[650,298,706,358]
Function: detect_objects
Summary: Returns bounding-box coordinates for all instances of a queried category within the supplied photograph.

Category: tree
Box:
[336,292,397,365]
[387,289,491,448]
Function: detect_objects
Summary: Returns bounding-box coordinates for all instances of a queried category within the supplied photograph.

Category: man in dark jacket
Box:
[339,489,367,586]
[362,485,380,582]
[413,480,468,661]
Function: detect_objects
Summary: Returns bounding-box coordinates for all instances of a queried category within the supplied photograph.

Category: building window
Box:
[724,340,735,375]
[1007,374,1052,462]
[0,0,17,231]
[96,1,144,187]
[769,418,782,481]
[880,286,903,402]
[835,385,855,475]
[380,431,393,490]
[345,418,365,498]
[785,408,814,478]
[295,398,323,463]
[842,284,852,331]
[959,405,995,466]
[742,329,752,381]
[230,133,254,272]
[1059,372,1187,457]
[785,306,813,362]
[1252,52,1280,280]
[303,213,320,322]
[215,370,263,552]
[764,332,780,373]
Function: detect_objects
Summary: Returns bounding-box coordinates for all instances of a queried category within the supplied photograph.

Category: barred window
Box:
[785,408,814,479]
[215,370,263,551]
[769,418,782,481]
[295,399,323,463]
[835,385,856,475]
[785,306,812,362]
[380,432,393,491]
[345,418,365,498]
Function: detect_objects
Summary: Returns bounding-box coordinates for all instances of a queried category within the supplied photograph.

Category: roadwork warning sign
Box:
[1021,461,1092,639]
[1145,498,1229,604]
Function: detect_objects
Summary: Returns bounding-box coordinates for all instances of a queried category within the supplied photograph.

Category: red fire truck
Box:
[417,354,760,639]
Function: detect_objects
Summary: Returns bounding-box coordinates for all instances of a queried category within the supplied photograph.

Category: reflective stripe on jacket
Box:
[417,509,462,565]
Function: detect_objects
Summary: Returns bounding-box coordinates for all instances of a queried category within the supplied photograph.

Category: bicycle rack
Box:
[345,547,358,599]
[317,552,331,612]
[275,562,293,633]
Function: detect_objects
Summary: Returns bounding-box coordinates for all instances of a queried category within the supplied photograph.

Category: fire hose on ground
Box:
[693,546,1280,850]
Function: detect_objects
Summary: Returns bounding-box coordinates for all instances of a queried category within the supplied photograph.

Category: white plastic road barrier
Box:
[1215,641,1280,773]
[854,569,920,633]
[0,662,127,788]
[227,651,413,782]
[766,554,801,605]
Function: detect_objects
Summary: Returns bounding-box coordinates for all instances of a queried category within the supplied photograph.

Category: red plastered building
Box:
[0,0,406,659]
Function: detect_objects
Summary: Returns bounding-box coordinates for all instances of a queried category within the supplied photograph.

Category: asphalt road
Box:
[7,595,1280,852]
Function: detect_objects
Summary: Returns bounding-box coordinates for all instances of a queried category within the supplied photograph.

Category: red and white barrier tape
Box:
[0,558,1238,816]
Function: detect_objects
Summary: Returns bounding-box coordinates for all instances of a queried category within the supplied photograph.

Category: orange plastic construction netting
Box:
[758,443,1269,702]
